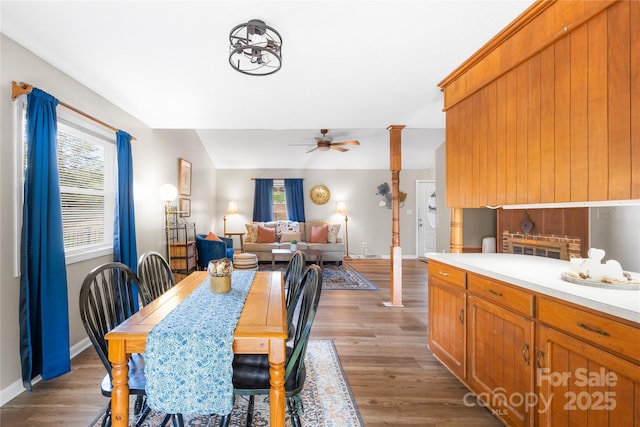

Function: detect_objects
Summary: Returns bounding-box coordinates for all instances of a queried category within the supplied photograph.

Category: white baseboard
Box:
[0,337,91,407]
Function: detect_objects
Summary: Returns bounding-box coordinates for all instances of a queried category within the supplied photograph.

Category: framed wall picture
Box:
[179,198,191,217]
[178,158,192,196]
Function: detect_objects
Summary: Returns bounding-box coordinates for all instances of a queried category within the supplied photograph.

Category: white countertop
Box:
[426,253,640,324]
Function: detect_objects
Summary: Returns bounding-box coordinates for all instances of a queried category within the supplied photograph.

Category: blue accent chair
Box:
[195,233,235,270]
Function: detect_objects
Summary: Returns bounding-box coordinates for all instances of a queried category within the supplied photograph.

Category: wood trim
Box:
[438,1,616,110]
[438,0,551,89]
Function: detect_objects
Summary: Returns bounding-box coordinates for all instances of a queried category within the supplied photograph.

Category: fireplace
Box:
[502,231,581,261]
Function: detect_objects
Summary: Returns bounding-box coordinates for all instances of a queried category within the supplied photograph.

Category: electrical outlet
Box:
[362,242,367,248]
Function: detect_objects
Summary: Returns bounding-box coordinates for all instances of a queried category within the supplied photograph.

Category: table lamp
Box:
[224,200,240,234]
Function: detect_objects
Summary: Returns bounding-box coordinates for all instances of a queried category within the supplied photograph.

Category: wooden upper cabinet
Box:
[441,0,639,208]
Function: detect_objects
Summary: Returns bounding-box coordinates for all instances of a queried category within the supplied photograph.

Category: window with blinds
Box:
[18,105,116,264]
[57,123,115,253]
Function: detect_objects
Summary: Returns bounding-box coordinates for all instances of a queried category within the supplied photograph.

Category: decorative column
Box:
[450,207,463,253]
[384,125,405,307]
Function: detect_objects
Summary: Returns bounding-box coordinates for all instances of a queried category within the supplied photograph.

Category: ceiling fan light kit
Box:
[229,19,282,76]
[298,129,361,153]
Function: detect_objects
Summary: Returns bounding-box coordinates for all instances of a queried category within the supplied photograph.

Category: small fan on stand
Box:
[289,129,360,153]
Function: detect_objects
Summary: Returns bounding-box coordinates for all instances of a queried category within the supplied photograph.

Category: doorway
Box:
[416,180,437,258]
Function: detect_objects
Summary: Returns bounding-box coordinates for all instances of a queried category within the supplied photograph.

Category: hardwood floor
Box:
[0,259,501,426]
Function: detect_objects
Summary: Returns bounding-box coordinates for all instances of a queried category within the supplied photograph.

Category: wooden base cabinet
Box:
[428,277,466,380]
[428,259,640,427]
[467,294,535,427]
[537,325,640,426]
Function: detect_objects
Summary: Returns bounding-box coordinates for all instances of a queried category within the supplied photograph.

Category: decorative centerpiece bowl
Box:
[208,258,233,293]
[562,248,640,289]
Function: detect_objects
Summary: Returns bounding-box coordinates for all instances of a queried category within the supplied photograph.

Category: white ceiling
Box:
[1,0,532,169]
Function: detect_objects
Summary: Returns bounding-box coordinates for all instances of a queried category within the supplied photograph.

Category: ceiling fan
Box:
[291,129,360,153]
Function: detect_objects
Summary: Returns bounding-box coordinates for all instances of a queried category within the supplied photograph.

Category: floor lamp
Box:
[158,184,179,266]
[336,201,351,260]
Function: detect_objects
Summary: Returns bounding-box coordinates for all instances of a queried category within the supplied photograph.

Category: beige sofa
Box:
[242,220,344,263]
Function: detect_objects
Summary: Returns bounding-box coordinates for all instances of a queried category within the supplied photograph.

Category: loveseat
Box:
[242,220,344,263]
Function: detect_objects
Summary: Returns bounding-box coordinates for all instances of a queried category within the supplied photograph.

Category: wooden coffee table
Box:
[271,248,323,269]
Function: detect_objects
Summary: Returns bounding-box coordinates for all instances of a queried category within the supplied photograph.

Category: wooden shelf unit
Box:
[166,211,197,281]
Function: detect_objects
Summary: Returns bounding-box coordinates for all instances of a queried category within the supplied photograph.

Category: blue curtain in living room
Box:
[284,178,306,222]
[114,130,138,272]
[19,88,71,390]
[253,178,274,221]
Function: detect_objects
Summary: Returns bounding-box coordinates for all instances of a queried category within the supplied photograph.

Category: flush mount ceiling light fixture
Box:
[229,19,282,76]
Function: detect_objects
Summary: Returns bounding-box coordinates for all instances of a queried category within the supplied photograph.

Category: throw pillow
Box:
[327,224,341,243]
[310,225,328,243]
[245,223,260,243]
[205,231,222,241]
[257,225,276,243]
[280,232,302,243]
[275,220,299,239]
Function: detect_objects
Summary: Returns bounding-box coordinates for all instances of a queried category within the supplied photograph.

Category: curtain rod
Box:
[250,178,304,180]
[11,81,137,141]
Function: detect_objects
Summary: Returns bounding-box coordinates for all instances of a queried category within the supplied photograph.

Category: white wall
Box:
[463,208,497,248]
[215,168,435,258]
[590,206,640,272]
[0,35,217,399]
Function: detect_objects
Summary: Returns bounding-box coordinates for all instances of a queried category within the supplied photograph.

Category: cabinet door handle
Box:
[577,322,610,336]
[522,344,530,365]
[459,309,464,324]
[488,289,503,297]
[438,271,450,277]
[536,351,544,369]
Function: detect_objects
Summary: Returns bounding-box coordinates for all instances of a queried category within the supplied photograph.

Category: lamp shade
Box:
[226,200,240,215]
[158,184,178,202]
[336,201,347,215]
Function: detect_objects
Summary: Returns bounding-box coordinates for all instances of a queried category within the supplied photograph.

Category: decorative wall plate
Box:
[310,184,330,205]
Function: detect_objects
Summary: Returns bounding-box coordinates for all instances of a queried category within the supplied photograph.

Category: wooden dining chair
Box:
[221,264,323,427]
[79,262,182,427]
[284,250,306,339]
[137,251,176,304]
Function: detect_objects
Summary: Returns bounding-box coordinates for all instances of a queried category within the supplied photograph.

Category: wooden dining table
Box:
[104,271,287,427]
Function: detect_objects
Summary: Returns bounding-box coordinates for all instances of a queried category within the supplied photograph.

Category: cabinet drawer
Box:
[538,298,640,363]
[428,261,466,289]
[468,274,534,316]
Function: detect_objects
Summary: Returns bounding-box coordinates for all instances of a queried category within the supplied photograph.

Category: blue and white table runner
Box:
[145,271,255,415]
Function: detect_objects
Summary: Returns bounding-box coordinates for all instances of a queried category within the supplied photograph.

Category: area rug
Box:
[91,340,363,427]
[258,262,379,291]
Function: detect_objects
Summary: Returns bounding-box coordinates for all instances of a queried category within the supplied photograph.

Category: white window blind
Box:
[57,124,115,253]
